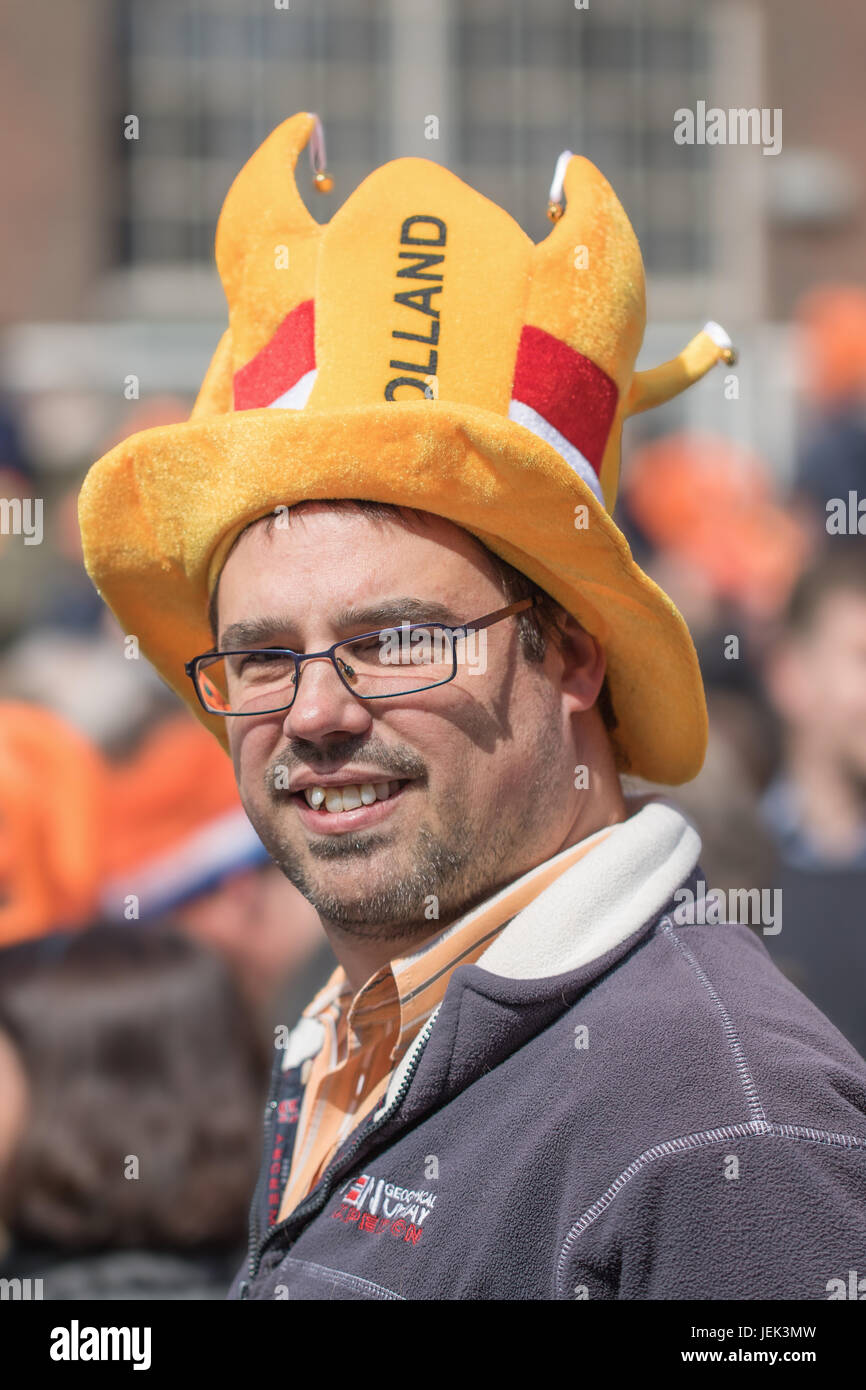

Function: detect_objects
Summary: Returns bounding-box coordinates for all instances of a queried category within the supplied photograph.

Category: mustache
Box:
[265,738,427,796]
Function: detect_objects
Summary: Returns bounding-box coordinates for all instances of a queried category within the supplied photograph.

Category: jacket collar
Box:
[376,798,701,1118]
[283,798,701,1085]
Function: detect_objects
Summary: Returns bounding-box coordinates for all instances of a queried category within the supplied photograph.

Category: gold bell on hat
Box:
[546,150,571,221]
[309,113,333,194]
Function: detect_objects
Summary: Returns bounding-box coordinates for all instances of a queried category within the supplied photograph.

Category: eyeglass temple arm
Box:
[454,594,539,634]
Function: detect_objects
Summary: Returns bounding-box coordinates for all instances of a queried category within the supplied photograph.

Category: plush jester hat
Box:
[79,111,736,785]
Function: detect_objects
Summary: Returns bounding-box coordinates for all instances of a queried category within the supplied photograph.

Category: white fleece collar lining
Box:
[475,799,701,979]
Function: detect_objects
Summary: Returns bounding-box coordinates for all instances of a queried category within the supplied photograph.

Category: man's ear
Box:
[553,612,607,714]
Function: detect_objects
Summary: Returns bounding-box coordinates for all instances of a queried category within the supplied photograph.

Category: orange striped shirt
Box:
[277,825,614,1222]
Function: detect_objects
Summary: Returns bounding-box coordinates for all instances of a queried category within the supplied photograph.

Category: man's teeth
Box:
[303,780,401,812]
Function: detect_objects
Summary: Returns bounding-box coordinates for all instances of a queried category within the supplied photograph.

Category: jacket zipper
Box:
[243,1048,285,1289]
[242,1002,442,1291]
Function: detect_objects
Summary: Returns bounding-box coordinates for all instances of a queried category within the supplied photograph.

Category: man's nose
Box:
[281,653,370,739]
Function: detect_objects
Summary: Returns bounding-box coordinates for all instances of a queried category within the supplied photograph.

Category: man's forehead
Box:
[208,503,506,644]
[217,508,490,593]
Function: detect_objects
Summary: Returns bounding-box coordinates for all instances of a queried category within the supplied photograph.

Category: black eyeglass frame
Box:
[184,595,540,717]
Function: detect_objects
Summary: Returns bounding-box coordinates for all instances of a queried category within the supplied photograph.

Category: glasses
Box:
[185,596,539,717]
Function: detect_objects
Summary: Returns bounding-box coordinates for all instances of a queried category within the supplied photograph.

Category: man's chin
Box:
[259,837,419,919]
[250,812,478,932]
[290,878,442,936]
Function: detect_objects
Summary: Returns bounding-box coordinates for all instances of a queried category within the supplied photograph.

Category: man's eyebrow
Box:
[218,599,465,649]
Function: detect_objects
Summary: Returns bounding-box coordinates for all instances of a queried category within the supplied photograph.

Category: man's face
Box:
[216,505,599,943]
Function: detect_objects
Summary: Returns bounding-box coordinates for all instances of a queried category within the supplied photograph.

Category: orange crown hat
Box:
[78,112,736,785]
[0,702,110,947]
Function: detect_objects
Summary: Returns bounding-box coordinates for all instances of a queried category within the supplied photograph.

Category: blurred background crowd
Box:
[1,0,865,1298]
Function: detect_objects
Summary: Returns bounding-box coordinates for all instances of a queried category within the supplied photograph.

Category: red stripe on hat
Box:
[233,299,315,409]
[511,325,618,471]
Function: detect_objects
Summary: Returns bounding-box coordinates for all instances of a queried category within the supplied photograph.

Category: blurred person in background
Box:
[0,400,192,751]
[99,712,336,1031]
[646,686,780,907]
[0,1024,28,1266]
[0,606,178,756]
[620,431,806,903]
[621,431,812,658]
[0,697,330,1296]
[0,701,110,947]
[0,697,335,1034]
[0,404,33,544]
[793,285,866,525]
[0,924,270,1299]
[174,863,337,1036]
[761,542,866,870]
[760,542,866,1056]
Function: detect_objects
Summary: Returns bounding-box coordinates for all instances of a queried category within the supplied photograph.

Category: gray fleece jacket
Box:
[227,802,866,1300]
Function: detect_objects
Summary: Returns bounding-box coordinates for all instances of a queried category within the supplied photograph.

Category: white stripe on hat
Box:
[266,368,318,410]
[508,399,605,505]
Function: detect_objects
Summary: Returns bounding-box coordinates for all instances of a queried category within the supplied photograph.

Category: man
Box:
[78,113,866,1299]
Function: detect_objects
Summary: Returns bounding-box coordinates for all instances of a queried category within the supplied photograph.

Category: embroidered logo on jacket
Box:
[332,1170,437,1245]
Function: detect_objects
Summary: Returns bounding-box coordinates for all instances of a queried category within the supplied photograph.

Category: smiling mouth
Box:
[292,778,409,815]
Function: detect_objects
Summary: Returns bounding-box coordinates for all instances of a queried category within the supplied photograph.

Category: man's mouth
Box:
[293,778,408,816]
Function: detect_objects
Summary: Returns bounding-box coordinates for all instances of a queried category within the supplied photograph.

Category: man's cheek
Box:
[233,724,277,786]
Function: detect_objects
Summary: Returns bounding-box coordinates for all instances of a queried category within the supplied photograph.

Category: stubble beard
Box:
[248,788,544,946]
[245,686,564,944]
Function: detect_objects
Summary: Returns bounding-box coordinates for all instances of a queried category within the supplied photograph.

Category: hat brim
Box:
[78,399,707,784]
